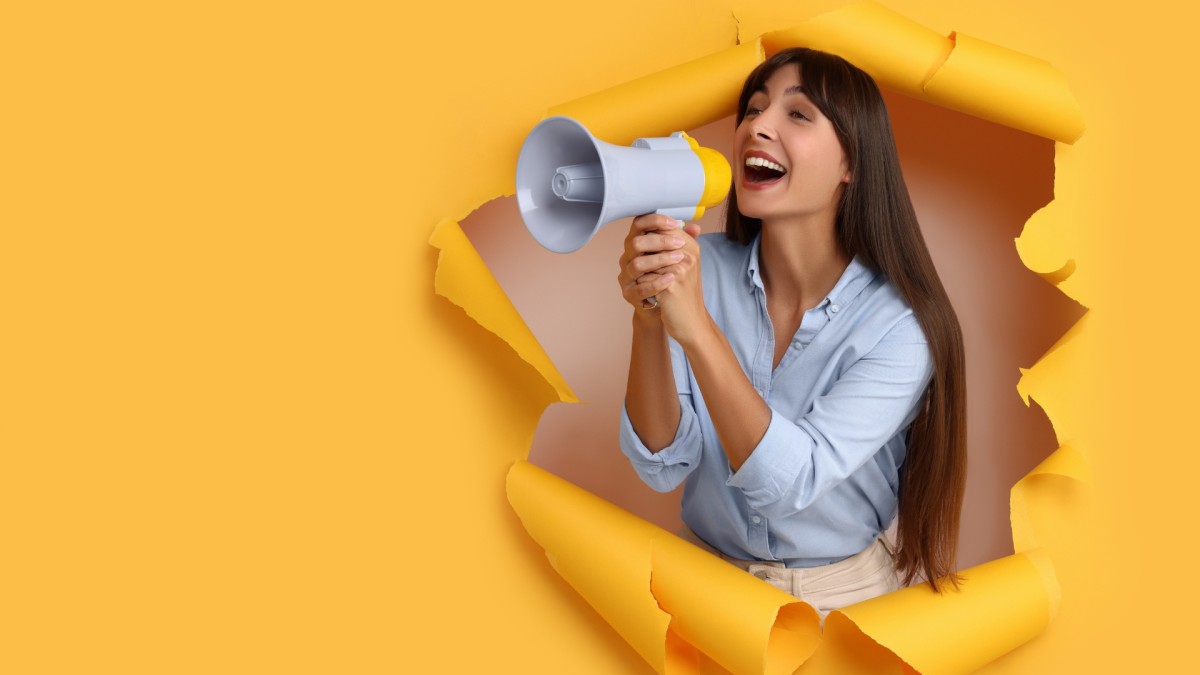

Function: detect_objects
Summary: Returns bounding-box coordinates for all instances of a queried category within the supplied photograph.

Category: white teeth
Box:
[745,156,786,173]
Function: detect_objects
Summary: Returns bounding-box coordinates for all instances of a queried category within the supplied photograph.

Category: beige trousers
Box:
[681,528,903,620]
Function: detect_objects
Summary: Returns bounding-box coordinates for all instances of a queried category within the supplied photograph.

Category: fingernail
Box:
[669,252,684,261]
[671,237,684,246]
[662,273,674,281]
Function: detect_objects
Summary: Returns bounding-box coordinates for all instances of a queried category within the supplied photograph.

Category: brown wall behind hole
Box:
[460,90,1083,571]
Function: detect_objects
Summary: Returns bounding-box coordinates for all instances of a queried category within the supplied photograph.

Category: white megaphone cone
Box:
[516,116,731,253]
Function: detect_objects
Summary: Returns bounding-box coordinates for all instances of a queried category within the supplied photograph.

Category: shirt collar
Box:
[746,233,766,291]
[743,231,877,312]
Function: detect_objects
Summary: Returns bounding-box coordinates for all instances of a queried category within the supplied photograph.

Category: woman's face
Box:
[733,65,850,225]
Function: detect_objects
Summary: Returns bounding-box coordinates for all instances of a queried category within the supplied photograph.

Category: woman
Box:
[616,48,967,616]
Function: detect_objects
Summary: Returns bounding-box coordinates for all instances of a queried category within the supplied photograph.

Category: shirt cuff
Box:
[619,399,701,490]
[725,406,812,511]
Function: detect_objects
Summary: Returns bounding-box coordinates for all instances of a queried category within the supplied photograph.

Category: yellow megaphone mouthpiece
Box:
[679,131,732,221]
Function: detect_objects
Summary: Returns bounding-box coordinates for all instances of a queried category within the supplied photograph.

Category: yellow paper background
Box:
[1,1,1193,673]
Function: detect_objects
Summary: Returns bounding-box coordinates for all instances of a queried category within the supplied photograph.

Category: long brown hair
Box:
[725,48,967,591]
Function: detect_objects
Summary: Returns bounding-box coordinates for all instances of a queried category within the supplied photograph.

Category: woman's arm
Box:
[623,217,933,510]
[675,320,771,471]
[725,315,933,519]
[665,262,932,514]
[617,331,704,492]
[618,215,688,452]
[648,221,772,470]
[624,311,681,452]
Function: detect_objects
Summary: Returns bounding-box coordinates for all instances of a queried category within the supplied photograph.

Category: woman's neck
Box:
[759,214,851,314]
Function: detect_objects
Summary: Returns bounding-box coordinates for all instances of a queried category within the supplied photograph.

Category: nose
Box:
[750,120,775,141]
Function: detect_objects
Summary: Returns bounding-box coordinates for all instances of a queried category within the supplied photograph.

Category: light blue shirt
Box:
[620,232,933,567]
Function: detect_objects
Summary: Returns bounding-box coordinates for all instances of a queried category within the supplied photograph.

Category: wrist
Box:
[632,307,665,333]
[677,312,720,354]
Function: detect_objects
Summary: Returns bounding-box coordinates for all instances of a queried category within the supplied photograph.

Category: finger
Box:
[632,270,665,286]
[682,223,702,239]
[631,232,686,254]
[623,255,686,288]
[622,237,682,272]
[624,271,675,304]
[632,213,683,234]
[620,266,666,290]
[620,259,660,284]
[628,250,686,276]
[637,272,675,298]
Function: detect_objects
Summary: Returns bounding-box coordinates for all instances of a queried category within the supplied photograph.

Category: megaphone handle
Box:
[641,218,685,310]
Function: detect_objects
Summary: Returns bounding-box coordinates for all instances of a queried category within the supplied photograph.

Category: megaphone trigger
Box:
[516,116,731,254]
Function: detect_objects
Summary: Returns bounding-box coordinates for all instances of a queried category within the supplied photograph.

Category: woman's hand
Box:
[654,221,708,348]
[617,214,709,347]
[617,214,687,317]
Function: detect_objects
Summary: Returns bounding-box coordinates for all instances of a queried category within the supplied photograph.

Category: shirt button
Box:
[830,304,840,314]
[751,515,762,524]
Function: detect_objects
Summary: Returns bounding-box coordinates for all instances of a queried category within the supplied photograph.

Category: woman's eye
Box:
[790,110,809,121]
[745,107,762,117]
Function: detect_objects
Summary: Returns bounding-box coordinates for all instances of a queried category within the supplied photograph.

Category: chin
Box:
[733,194,764,219]
[733,198,774,221]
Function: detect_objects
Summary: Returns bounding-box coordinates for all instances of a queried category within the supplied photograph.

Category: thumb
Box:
[683,223,703,239]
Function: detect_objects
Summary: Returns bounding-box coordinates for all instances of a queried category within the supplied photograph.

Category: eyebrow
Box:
[753,83,809,96]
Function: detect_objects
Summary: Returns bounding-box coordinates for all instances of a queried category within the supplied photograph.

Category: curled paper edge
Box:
[429,218,577,404]
[507,460,823,675]
[548,40,766,147]
[761,0,1084,143]
[831,550,1057,675]
[1015,192,1079,288]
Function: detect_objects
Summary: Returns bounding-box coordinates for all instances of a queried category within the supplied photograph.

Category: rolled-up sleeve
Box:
[618,337,703,493]
[619,397,702,492]
[726,314,933,519]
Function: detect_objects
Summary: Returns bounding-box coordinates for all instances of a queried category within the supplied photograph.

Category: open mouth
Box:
[744,156,787,184]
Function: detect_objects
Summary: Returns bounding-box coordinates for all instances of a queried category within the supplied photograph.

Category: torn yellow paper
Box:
[1017,312,1089,444]
[762,1,953,94]
[507,460,678,672]
[1009,445,1090,556]
[651,532,821,675]
[922,33,1084,144]
[1015,183,1086,298]
[761,1,1083,143]
[1019,312,1088,402]
[509,457,1062,675]
[508,460,822,675]
[806,612,909,675]
[831,551,1055,675]
[429,219,577,404]
[433,2,1090,673]
[549,41,765,146]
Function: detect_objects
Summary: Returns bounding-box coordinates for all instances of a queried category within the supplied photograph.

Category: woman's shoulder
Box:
[850,269,926,344]
[868,279,921,341]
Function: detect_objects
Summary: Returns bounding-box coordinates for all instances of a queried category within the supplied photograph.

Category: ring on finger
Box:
[640,296,659,310]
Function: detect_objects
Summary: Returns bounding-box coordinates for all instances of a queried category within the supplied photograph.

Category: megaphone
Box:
[516,116,731,253]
